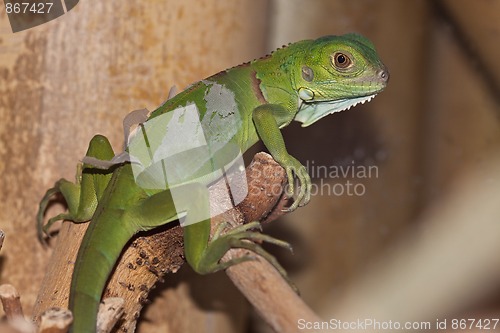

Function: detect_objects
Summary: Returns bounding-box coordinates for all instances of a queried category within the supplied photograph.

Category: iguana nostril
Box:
[378,68,390,82]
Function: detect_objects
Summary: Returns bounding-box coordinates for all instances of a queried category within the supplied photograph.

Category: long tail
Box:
[69,208,136,333]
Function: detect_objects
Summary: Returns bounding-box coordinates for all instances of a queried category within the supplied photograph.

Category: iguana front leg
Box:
[252,104,312,211]
[36,135,115,241]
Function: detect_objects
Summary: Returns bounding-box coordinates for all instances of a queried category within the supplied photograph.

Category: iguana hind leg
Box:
[131,182,292,280]
[37,135,115,242]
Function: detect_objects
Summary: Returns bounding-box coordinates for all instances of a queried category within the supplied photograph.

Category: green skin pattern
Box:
[38,33,388,332]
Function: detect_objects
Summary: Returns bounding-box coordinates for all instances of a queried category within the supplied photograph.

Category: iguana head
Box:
[294,33,389,127]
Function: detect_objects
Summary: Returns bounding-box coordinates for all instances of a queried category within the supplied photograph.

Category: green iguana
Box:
[37,33,388,332]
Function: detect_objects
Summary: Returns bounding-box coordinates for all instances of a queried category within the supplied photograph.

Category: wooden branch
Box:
[0,229,4,253]
[39,307,73,333]
[0,284,35,333]
[225,251,322,333]
[0,284,24,321]
[96,298,124,333]
[220,155,323,333]
[33,152,322,332]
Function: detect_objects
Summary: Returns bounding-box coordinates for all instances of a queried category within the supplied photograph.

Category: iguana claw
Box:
[194,221,295,290]
[281,156,312,212]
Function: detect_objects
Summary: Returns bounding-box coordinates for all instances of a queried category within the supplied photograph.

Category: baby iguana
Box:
[38,33,388,332]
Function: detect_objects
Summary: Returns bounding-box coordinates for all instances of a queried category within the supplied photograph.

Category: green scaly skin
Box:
[37,33,388,332]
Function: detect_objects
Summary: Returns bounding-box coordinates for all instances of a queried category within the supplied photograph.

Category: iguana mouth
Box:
[294,93,377,127]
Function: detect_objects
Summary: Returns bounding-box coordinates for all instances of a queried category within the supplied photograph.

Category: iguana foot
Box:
[36,181,72,244]
[281,155,312,212]
[37,135,115,245]
[193,221,296,290]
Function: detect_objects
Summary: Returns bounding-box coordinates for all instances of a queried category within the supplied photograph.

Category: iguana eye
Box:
[332,52,352,69]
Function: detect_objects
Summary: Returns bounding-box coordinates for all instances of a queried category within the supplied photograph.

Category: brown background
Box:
[0,0,499,332]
